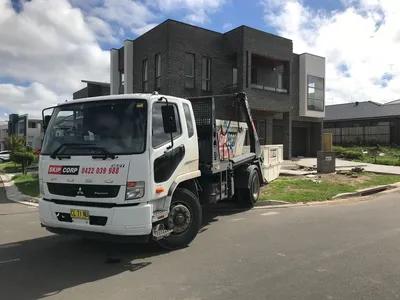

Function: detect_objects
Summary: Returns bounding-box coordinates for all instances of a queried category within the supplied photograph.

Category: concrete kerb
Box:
[254,182,400,209]
[0,173,39,208]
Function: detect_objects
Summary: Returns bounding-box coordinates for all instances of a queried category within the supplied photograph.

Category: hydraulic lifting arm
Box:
[235,92,262,161]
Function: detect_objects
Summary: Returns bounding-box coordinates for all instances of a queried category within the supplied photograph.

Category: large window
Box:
[184,53,195,89]
[155,53,161,90]
[232,67,238,85]
[142,59,148,92]
[152,102,182,148]
[201,56,211,91]
[307,75,324,112]
[41,99,147,156]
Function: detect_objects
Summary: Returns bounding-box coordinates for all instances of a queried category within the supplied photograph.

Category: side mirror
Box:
[43,115,51,131]
[161,105,178,134]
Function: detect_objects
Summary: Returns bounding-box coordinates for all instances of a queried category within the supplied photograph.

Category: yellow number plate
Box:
[70,209,89,220]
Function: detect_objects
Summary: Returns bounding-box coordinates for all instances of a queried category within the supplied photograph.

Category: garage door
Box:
[292,127,308,157]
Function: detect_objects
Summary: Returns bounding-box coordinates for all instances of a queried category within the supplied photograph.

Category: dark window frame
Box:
[142,59,148,92]
[307,75,324,112]
[201,56,211,91]
[184,53,195,89]
[155,53,161,91]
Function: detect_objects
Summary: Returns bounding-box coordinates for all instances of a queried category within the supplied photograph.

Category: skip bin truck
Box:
[38,92,267,249]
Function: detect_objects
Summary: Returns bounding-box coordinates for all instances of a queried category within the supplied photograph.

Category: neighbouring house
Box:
[8,114,43,149]
[0,123,8,151]
[324,100,400,146]
[73,80,110,100]
[74,19,326,159]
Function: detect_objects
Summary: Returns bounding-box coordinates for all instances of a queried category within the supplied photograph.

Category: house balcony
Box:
[249,53,289,94]
[250,84,287,94]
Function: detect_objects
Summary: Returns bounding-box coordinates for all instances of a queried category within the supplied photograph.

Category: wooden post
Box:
[323,133,332,152]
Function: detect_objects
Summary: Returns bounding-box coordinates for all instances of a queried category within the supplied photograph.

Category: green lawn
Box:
[13,173,39,198]
[333,145,400,166]
[0,161,22,173]
[260,172,400,203]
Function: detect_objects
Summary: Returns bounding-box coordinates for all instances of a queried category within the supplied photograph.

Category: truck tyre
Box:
[236,167,260,208]
[157,188,202,250]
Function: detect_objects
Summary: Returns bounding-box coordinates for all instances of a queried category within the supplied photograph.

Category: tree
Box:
[8,135,35,174]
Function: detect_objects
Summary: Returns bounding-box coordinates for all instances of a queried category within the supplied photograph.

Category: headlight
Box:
[125,181,145,200]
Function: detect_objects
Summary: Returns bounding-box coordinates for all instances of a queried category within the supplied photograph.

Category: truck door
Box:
[150,100,187,200]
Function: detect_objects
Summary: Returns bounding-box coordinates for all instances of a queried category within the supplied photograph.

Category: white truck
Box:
[38,92,269,249]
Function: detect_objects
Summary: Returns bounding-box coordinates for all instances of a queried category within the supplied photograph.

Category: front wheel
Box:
[156,188,202,250]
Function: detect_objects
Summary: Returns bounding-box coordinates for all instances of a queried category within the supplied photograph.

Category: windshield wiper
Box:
[89,146,116,160]
[50,143,95,159]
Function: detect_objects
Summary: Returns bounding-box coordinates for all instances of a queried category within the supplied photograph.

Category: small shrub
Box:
[343,150,363,160]
[374,158,400,166]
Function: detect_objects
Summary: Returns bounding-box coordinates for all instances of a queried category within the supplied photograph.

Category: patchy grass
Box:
[333,145,400,166]
[260,172,400,203]
[0,161,22,173]
[13,173,39,198]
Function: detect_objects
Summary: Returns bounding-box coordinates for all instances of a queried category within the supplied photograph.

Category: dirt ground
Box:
[297,172,373,185]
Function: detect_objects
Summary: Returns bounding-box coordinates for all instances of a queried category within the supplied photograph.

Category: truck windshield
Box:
[41,99,147,156]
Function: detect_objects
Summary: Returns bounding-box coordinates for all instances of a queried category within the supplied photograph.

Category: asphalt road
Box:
[1,184,400,300]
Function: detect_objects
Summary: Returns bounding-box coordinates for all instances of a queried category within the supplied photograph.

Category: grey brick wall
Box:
[166,21,231,98]
[242,27,293,61]
[114,19,325,158]
[131,22,169,94]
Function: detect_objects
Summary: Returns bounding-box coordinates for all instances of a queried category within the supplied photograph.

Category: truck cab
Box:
[39,92,265,249]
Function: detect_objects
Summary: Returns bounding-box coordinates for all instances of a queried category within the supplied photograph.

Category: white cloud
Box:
[0,0,109,116]
[0,0,228,118]
[0,82,69,119]
[148,0,227,24]
[222,22,233,31]
[261,0,400,105]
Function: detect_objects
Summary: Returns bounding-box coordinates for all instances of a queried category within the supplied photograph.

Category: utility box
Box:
[317,151,336,173]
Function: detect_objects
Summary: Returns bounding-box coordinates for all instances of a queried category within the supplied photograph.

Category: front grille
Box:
[47,183,120,198]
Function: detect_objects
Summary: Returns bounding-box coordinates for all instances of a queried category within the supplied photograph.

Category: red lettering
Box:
[48,165,62,174]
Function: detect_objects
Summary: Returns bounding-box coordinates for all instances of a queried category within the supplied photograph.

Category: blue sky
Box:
[0,0,399,118]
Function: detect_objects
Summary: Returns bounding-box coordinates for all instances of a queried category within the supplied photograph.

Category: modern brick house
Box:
[90,19,326,159]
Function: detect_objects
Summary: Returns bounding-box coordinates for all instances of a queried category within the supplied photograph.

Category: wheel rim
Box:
[167,203,192,235]
[251,173,260,200]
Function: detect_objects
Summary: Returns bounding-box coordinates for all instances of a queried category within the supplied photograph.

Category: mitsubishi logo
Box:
[77,187,84,196]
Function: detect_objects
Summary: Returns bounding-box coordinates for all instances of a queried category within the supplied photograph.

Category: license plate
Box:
[70,209,89,220]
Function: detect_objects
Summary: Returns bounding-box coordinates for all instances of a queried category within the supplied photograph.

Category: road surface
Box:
[1,183,400,300]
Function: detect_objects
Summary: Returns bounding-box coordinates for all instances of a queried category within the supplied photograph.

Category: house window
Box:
[251,67,257,84]
[201,56,211,91]
[277,73,283,89]
[307,75,324,112]
[152,102,181,148]
[184,53,195,89]
[232,67,238,85]
[155,53,161,90]
[142,59,148,92]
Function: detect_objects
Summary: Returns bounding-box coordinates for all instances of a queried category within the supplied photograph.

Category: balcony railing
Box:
[251,84,287,94]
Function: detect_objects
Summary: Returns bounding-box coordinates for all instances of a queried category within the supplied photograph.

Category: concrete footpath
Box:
[0,173,39,207]
[289,158,400,175]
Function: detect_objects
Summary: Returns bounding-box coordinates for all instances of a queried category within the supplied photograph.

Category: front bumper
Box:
[39,198,153,238]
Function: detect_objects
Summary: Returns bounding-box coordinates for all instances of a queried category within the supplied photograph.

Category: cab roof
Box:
[57,93,167,107]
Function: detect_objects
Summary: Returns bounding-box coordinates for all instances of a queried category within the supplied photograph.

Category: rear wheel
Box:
[156,188,202,250]
[236,167,261,208]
